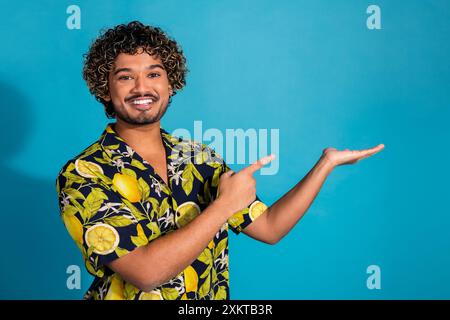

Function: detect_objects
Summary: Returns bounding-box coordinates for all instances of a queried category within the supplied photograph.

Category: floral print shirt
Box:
[56,124,268,300]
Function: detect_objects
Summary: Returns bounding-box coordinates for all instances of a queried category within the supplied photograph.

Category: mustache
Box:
[126,93,159,102]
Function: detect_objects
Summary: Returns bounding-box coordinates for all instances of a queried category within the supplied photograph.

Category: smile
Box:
[129,98,156,111]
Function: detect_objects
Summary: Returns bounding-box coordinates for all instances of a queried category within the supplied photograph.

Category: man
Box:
[56,21,384,300]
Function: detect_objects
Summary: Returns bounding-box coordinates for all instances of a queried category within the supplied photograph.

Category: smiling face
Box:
[104,48,173,125]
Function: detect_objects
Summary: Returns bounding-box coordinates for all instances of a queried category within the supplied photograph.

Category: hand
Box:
[216,154,276,216]
[322,144,385,168]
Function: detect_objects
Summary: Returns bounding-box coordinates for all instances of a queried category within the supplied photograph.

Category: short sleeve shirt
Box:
[56,124,269,300]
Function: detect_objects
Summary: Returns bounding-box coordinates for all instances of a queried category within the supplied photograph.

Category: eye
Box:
[148,72,160,78]
[118,75,132,80]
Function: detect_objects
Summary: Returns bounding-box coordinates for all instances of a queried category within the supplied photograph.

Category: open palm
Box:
[322,144,385,167]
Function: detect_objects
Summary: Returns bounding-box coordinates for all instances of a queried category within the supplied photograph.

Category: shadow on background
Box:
[0,82,84,299]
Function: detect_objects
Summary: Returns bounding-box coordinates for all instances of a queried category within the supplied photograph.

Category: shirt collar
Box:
[98,123,181,193]
[99,123,177,154]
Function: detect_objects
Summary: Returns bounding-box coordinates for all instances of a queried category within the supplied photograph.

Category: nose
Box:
[131,74,147,95]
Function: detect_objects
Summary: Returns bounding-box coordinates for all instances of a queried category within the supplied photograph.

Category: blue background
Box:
[0,0,449,299]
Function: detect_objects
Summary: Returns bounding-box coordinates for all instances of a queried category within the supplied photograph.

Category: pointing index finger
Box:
[241,154,276,175]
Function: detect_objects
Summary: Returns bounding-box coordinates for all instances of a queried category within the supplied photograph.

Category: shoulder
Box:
[163,130,224,164]
[56,140,104,187]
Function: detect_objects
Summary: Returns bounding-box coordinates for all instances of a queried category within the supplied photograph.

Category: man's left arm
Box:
[243,144,385,244]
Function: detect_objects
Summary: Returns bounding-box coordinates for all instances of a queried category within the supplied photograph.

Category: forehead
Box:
[112,50,163,69]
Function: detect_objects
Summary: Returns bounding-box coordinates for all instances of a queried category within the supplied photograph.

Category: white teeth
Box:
[132,99,153,105]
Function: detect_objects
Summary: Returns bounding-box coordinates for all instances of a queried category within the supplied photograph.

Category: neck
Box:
[113,119,163,155]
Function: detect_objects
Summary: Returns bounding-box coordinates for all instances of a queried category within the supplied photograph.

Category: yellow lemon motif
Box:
[249,201,268,221]
[105,275,125,300]
[75,159,104,178]
[228,213,244,228]
[62,214,83,246]
[113,173,142,202]
[184,265,199,293]
[138,290,163,300]
[85,223,120,255]
[175,202,201,228]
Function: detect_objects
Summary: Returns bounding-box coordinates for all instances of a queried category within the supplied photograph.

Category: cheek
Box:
[157,81,171,95]
[110,84,129,101]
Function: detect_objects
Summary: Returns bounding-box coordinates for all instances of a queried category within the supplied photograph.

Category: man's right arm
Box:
[107,155,274,292]
[107,198,232,292]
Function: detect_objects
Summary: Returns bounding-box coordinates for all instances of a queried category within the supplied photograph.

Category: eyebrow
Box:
[113,64,165,75]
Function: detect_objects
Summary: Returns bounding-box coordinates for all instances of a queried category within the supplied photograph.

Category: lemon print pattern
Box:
[105,275,125,300]
[56,124,269,300]
[85,223,120,255]
[113,173,141,202]
[175,201,201,228]
[62,214,83,247]
[75,159,104,178]
[249,200,268,221]
[184,265,199,293]
[138,290,163,300]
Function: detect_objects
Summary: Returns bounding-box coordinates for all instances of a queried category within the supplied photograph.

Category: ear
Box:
[169,86,173,96]
[101,94,111,102]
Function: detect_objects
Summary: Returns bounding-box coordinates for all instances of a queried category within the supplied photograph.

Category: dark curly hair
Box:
[82,21,188,118]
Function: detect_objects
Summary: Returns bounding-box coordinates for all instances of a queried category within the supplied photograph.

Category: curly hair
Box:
[82,21,188,118]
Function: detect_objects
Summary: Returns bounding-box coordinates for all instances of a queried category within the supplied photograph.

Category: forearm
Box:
[140,199,232,290]
[266,156,334,243]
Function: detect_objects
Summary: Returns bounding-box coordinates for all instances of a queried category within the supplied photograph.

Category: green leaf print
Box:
[87,245,95,260]
[131,224,148,247]
[215,285,227,300]
[146,222,161,241]
[168,152,179,160]
[115,247,129,258]
[194,151,204,165]
[124,282,138,300]
[122,199,146,221]
[211,167,221,188]
[103,144,120,150]
[62,172,86,185]
[62,205,78,217]
[137,177,150,202]
[93,157,111,164]
[66,162,76,173]
[203,180,212,203]
[198,248,213,266]
[200,264,212,279]
[83,188,108,221]
[214,238,227,260]
[161,287,179,300]
[81,144,101,158]
[92,172,113,185]
[206,159,222,169]
[158,197,169,217]
[221,270,229,280]
[181,168,194,196]
[198,274,211,299]
[171,197,178,211]
[212,267,218,283]
[191,164,204,183]
[148,197,160,216]
[104,216,133,227]
[70,200,86,222]
[64,188,85,200]
[131,159,147,171]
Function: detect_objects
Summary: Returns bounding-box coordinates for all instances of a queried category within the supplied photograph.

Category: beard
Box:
[112,98,171,125]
